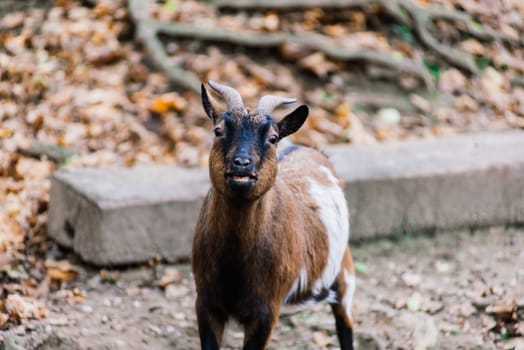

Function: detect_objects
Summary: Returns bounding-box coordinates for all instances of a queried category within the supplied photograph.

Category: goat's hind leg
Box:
[330,248,356,350]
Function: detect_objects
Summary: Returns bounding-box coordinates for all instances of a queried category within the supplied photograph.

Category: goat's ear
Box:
[277,105,309,139]
[201,83,218,123]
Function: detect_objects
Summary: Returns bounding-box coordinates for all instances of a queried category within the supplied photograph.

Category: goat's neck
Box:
[208,188,274,240]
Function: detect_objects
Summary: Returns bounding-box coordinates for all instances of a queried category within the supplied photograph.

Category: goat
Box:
[192,81,356,350]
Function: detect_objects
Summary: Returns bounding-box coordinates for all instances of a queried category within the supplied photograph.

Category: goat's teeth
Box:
[234,176,249,182]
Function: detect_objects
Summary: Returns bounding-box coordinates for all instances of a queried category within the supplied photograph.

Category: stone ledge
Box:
[48,131,524,265]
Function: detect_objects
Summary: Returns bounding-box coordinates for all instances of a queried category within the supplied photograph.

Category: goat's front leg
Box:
[196,297,225,350]
[242,308,279,350]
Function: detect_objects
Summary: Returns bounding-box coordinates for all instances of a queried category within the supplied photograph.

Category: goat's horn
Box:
[207,81,245,112]
[256,95,297,115]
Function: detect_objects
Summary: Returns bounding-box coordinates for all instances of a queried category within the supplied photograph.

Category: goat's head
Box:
[201,81,309,199]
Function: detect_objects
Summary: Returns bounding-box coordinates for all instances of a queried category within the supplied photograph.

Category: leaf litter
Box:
[0,0,524,347]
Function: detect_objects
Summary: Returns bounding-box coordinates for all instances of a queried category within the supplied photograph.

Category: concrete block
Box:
[48,166,209,265]
[327,131,524,238]
[48,131,524,265]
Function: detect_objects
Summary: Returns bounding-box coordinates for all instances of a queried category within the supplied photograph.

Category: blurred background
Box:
[1,0,523,348]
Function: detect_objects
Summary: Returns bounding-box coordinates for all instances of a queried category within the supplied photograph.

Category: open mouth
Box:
[226,172,257,182]
[225,172,257,191]
[231,175,252,182]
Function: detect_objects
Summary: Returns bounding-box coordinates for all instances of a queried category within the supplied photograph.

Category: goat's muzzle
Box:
[225,170,258,193]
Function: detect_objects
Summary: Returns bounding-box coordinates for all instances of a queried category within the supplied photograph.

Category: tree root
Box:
[214,0,522,74]
[154,22,433,86]
[128,0,433,90]
[128,0,201,93]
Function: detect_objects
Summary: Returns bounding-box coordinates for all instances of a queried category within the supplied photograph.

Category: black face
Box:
[201,82,310,198]
[215,112,279,194]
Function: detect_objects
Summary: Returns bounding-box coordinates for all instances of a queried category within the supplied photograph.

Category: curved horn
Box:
[207,81,245,112]
[256,95,297,115]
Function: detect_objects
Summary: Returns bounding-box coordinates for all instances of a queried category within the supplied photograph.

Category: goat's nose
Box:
[233,157,251,167]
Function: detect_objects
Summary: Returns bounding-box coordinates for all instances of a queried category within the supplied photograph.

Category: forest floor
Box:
[2,226,523,349]
[1,1,524,349]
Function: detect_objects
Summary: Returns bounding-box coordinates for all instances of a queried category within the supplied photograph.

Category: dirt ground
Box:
[1,226,523,350]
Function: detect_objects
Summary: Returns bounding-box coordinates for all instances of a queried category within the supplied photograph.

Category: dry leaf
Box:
[100,269,119,283]
[149,93,187,114]
[485,298,517,321]
[45,259,79,282]
[458,39,485,55]
[312,331,335,347]
[0,253,13,271]
[157,267,183,288]
[455,94,479,112]
[298,52,338,78]
[324,25,346,37]
[4,294,46,320]
[440,69,467,93]
[263,13,279,32]
[0,312,9,329]
[0,128,13,138]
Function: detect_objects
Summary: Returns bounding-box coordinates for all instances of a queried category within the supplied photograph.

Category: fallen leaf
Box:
[458,39,485,55]
[4,294,46,320]
[45,260,79,282]
[0,312,8,329]
[324,24,346,37]
[312,330,335,347]
[157,267,183,288]
[0,128,13,138]
[100,269,119,284]
[149,93,187,114]
[0,253,13,271]
[263,13,279,32]
[440,68,467,93]
[486,298,517,321]
[298,52,338,78]
[54,288,86,304]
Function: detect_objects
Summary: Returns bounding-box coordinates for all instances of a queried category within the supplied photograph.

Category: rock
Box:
[503,338,524,350]
[355,332,386,350]
[375,108,401,126]
[398,312,439,350]
[402,272,422,287]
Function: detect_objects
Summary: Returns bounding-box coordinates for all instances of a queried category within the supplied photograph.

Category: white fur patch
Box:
[284,267,308,303]
[309,166,349,295]
[282,165,350,306]
[342,271,356,318]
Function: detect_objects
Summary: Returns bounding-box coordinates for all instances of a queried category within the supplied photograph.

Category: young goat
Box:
[192,81,356,350]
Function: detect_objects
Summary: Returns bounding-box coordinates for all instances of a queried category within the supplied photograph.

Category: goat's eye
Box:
[268,135,278,144]
[214,128,224,137]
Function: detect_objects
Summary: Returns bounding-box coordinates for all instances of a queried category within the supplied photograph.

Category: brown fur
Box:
[193,147,352,347]
[193,85,354,349]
